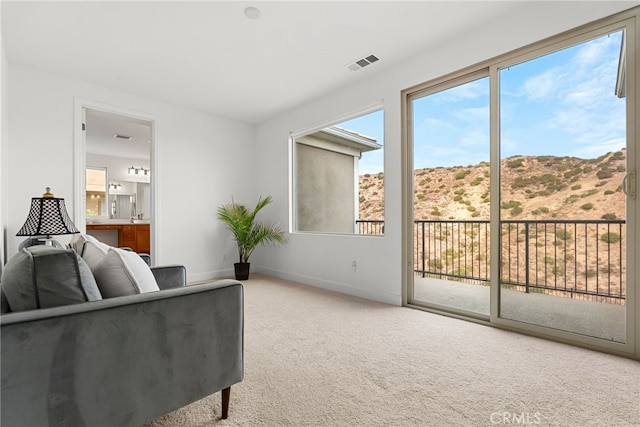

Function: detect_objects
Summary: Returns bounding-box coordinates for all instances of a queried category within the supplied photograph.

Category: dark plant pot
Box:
[234,262,250,280]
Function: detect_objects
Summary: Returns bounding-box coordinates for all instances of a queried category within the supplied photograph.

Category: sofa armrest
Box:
[151,265,186,289]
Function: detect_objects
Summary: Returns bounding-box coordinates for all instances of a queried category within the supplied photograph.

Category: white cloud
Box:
[414,142,481,168]
[570,137,625,159]
[511,30,625,157]
[421,117,455,130]
[574,34,619,68]
[438,78,488,103]
[411,31,624,168]
[460,129,489,148]
[453,105,489,123]
[522,68,559,100]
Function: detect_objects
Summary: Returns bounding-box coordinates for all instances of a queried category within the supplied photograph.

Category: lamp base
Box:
[18,237,63,250]
[39,237,55,246]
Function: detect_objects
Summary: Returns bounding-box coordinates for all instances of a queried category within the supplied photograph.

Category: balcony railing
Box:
[357,219,626,303]
[356,219,385,235]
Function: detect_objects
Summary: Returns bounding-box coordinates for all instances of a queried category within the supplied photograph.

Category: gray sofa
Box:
[1,263,244,426]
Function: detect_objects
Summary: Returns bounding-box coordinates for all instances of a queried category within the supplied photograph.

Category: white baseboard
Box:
[255,266,402,306]
[187,268,234,285]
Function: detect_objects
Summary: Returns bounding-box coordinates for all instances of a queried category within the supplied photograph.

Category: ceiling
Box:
[2,1,639,128]
[1,1,533,125]
[85,108,152,161]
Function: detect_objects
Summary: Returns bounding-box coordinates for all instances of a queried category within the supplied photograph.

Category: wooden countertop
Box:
[87,224,149,228]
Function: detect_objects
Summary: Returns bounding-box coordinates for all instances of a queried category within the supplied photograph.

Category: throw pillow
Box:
[92,247,159,298]
[1,246,102,312]
[69,233,88,253]
[81,239,111,271]
[70,233,104,253]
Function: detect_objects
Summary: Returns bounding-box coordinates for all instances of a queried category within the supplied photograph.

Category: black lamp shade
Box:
[16,197,79,237]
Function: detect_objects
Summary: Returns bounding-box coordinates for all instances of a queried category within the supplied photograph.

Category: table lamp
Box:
[16,187,80,247]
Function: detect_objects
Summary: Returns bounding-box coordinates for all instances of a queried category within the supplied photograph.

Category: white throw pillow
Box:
[92,247,159,298]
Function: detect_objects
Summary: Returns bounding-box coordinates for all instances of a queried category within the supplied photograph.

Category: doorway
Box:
[74,100,155,260]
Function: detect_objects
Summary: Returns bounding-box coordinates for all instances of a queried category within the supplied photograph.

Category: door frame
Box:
[401,8,639,359]
[73,98,157,264]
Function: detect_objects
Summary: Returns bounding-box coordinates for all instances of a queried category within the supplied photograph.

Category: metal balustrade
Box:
[357,219,626,303]
[356,220,385,235]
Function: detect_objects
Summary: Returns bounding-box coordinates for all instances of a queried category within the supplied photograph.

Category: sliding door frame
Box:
[402,7,639,359]
[404,68,490,321]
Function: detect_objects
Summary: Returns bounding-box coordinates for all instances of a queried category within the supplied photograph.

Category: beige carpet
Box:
[147,274,640,426]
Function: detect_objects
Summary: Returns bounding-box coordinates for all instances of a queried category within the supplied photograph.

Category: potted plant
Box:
[216,196,286,280]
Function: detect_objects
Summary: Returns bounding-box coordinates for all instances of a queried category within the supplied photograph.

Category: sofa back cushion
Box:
[0,246,102,312]
[92,247,160,297]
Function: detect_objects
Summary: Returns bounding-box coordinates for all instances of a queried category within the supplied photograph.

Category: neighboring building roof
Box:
[315,126,382,153]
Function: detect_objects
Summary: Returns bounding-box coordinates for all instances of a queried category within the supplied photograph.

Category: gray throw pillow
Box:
[92,247,159,298]
[81,239,110,271]
[1,246,102,312]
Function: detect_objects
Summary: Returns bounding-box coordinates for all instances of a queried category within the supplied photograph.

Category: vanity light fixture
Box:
[128,166,150,176]
[109,183,122,190]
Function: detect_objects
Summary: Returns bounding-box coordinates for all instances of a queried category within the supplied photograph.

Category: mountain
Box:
[359,150,627,221]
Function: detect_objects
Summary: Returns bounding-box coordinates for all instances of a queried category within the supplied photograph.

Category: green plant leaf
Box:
[216,196,286,263]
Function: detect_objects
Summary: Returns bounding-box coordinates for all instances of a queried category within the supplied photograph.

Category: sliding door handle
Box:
[622,171,636,199]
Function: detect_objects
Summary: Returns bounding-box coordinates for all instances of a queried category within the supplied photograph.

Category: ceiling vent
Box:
[113,134,133,140]
[347,54,380,71]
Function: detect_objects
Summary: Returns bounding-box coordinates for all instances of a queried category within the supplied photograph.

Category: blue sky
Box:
[339,30,625,174]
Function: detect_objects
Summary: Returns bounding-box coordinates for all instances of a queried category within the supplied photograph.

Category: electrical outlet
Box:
[352,260,357,272]
[222,253,227,261]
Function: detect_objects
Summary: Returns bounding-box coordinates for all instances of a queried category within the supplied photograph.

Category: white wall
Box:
[1,22,8,266]
[86,153,151,184]
[6,64,255,281]
[253,2,639,305]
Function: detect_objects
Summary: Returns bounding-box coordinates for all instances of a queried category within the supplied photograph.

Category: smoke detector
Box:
[346,54,380,71]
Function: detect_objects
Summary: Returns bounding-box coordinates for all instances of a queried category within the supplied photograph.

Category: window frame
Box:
[290,101,385,236]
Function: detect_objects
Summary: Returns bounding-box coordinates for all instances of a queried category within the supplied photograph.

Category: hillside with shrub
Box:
[359,149,626,221]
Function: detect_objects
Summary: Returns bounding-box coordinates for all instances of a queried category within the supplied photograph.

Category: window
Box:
[292,108,384,235]
[86,167,107,217]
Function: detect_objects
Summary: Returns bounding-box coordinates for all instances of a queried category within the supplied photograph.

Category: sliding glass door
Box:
[497,30,628,342]
[409,72,491,318]
[404,13,636,353]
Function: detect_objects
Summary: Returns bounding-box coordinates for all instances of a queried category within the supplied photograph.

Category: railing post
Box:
[525,222,530,293]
